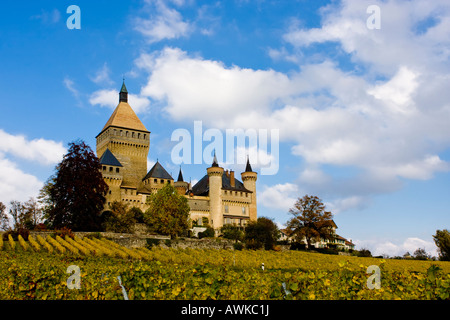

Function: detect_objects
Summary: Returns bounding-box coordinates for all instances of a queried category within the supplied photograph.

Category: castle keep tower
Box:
[96,82,150,189]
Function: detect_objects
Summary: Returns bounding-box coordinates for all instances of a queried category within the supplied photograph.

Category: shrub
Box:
[146,238,160,248]
[54,227,74,239]
[233,242,244,251]
[198,227,215,239]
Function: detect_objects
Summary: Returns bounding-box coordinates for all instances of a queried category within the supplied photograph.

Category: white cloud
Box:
[0,130,64,205]
[63,77,79,98]
[137,47,295,126]
[90,63,114,85]
[89,89,151,114]
[132,0,450,214]
[0,129,65,166]
[0,157,43,205]
[354,237,438,258]
[134,0,190,43]
[259,183,299,212]
[31,8,61,24]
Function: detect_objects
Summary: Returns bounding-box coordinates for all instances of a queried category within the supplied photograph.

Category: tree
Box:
[144,183,190,239]
[102,201,136,233]
[413,248,430,260]
[45,140,108,231]
[244,217,279,250]
[286,195,335,249]
[433,229,450,261]
[221,224,244,243]
[9,200,25,230]
[0,202,9,231]
[22,198,44,229]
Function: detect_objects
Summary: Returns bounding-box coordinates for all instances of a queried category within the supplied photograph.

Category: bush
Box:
[290,242,307,251]
[198,227,215,239]
[146,238,160,248]
[54,227,74,239]
[233,242,244,251]
[357,248,372,257]
[102,202,136,233]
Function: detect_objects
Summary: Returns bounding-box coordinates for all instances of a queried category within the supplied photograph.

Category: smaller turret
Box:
[174,167,189,196]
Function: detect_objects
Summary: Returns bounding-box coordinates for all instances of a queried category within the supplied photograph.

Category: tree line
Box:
[1,140,449,261]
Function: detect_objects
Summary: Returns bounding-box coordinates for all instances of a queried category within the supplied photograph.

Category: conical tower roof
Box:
[100,101,149,133]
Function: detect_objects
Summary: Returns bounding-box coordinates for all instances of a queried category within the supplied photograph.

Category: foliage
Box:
[433,229,450,261]
[413,248,430,260]
[44,140,108,231]
[357,248,373,258]
[0,202,9,231]
[102,201,136,233]
[198,227,215,239]
[221,225,244,242]
[129,207,144,224]
[0,242,449,300]
[286,195,335,249]
[54,227,75,239]
[144,183,190,239]
[244,217,279,250]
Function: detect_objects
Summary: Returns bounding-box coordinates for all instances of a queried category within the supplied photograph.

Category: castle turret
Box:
[207,152,224,230]
[241,157,257,222]
[174,167,189,196]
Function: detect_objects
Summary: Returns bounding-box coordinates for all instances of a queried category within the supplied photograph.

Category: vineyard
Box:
[0,233,449,300]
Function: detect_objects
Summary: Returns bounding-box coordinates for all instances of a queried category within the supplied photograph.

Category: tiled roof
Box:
[100,101,149,134]
[191,172,252,196]
[143,161,173,181]
[99,148,122,167]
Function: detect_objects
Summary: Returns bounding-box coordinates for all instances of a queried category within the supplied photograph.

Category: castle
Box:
[96,82,257,231]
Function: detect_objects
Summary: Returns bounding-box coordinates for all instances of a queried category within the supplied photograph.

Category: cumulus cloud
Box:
[0,130,65,205]
[132,0,450,214]
[0,129,65,166]
[355,237,438,258]
[134,0,190,43]
[0,157,43,204]
[259,183,299,212]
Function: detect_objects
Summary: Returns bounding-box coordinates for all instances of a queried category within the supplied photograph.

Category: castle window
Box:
[120,130,123,136]
[126,131,129,137]
[160,179,164,184]
[109,167,113,172]
[102,166,106,171]
[224,205,229,213]
[132,132,135,138]
[116,168,119,173]
[138,133,141,139]
[143,134,146,139]
[242,207,246,215]
[154,178,157,183]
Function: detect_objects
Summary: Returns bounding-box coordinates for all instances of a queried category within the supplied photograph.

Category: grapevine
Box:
[36,235,53,253]
[46,235,66,254]
[8,234,15,250]
[18,235,29,251]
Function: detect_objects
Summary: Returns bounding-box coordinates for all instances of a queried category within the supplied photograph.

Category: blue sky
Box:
[1,0,449,257]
